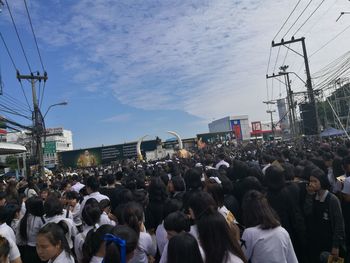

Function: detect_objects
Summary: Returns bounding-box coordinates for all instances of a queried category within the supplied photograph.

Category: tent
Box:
[320,127,345,137]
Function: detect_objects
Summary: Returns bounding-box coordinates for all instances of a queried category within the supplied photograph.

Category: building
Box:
[6,127,73,168]
[208,115,250,141]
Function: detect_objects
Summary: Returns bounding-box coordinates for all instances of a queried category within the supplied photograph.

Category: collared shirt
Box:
[315,190,329,202]
[80,191,110,216]
[48,250,74,263]
[0,223,21,261]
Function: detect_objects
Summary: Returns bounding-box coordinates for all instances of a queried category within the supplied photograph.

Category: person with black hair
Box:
[159,211,190,263]
[82,224,114,263]
[118,202,156,263]
[241,190,297,263]
[168,176,185,202]
[98,199,115,226]
[75,198,102,263]
[4,203,20,234]
[36,222,74,263]
[0,206,21,263]
[103,225,138,263]
[65,191,82,228]
[71,174,85,193]
[43,196,77,250]
[167,232,203,263]
[0,192,7,207]
[0,235,10,263]
[79,176,109,217]
[304,168,345,262]
[24,178,39,199]
[188,191,246,263]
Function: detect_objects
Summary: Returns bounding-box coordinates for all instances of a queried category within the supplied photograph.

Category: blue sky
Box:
[0,0,350,148]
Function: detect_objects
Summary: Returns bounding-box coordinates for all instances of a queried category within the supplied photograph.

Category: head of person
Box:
[0,235,10,263]
[117,202,143,235]
[264,165,286,191]
[196,210,246,263]
[148,177,168,202]
[164,211,190,240]
[205,177,225,208]
[65,191,80,207]
[86,176,100,194]
[167,232,203,263]
[309,168,330,192]
[82,224,114,263]
[20,196,44,240]
[168,176,185,193]
[44,196,63,217]
[82,198,102,227]
[99,199,111,214]
[188,191,217,220]
[184,169,203,191]
[36,222,71,262]
[242,190,280,230]
[103,225,138,263]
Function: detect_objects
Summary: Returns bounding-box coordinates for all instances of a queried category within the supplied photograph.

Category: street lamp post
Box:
[44,101,68,119]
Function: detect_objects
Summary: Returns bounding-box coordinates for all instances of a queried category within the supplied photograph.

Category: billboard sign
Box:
[58,140,158,168]
[196,131,234,144]
[230,120,242,140]
[44,141,56,154]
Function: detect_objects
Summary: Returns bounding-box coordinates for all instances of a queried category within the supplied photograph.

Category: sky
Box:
[0,0,350,148]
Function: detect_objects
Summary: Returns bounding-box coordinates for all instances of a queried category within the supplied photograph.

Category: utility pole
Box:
[17,71,48,178]
[272,37,319,135]
[266,110,276,136]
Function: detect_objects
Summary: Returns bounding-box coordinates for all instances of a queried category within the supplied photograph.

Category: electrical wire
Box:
[39,80,46,109]
[23,0,45,72]
[273,0,302,40]
[5,0,32,73]
[282,0,314,39]
[0,32,17,71]
[18,81,32,111]
[292,0,326,36]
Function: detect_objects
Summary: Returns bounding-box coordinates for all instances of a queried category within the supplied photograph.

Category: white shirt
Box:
[156,222,167,255]
[90,256,103,263]
[48,250,74,263]
[24,188,38,198]
[223,251,244,263]
[99,212,116,226]
[80,192,110,216]
[215,160,230,169]
[75,226,94,263]
[18,215,44,246]
[44,214,78,249]
[241,226,298,263]
[129,232,157,263]
[71,182,85,193]
[71,203,82,226]
[189,225,206,260]
[0,223,21,261]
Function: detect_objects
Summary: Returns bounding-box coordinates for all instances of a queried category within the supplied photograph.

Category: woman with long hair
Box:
[103,225,139,263]
[241,190,298,263]
[82,224,114,263]
[36,222,74,263]
[117,202,156,263]
[18,196,45,263]
[189,191,246,263]
[167,232,203,263]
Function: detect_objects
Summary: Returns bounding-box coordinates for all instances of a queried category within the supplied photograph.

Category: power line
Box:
[282,0,314,39]
[5,0,32,73]
[292,0,326,36]
[273,0,302,40]
[23,0,45,72]
[0,32,17,71]
[39,80,46,108]
[2,92,31,112]
[18,80,32,111]
[309,24,350,58]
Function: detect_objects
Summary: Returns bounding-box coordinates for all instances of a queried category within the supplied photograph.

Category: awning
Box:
[0,142,27,154]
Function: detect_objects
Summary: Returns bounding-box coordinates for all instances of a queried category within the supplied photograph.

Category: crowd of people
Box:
[0,137,350,263]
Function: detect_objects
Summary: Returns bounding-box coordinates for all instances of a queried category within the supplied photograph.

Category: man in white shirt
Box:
[80,176,109,215]
[0,207,21,263]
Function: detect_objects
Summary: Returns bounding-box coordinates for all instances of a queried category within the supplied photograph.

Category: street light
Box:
[43,101,68,119]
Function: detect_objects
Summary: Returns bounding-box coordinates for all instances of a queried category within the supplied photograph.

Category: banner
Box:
[231,120,242,140]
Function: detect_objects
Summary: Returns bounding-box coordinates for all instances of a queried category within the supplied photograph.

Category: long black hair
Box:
[104,225,138,263]
[82,198,102,226]
[19,196,44,240]
[117,202,143,235]
[242,190,280,229]
[37,222,72,256]
[196,210,247,263]
[82,224,114,263]
[167,232,203,263]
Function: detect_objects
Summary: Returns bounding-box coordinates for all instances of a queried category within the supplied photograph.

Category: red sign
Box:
[251,121,262,132]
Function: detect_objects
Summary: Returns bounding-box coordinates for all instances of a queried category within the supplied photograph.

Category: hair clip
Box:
[103,234,126,263]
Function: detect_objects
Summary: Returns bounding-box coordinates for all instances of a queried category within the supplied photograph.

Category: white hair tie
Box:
[209,177,222,185]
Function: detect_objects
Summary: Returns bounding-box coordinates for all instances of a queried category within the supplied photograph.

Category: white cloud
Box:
[21,0,350,122]
[101,113,132,123]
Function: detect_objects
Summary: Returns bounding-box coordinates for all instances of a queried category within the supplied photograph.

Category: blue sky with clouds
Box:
[0,0,350,148]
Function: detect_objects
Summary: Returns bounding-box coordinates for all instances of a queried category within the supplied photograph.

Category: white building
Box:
[208,115,251,141]
[6,127,73,168]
